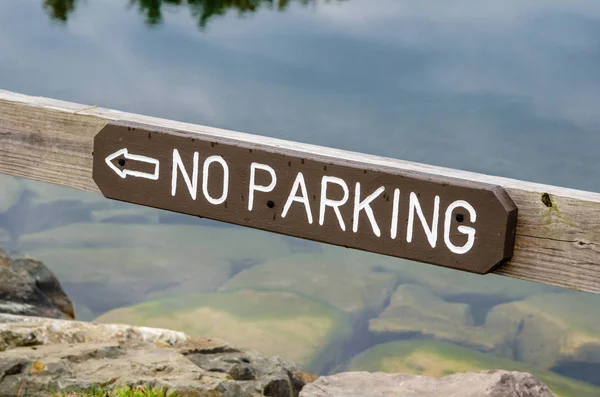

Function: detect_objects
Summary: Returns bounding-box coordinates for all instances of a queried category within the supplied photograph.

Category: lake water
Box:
[1,0,600,394]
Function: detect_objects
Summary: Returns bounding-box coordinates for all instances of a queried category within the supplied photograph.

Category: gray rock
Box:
[11,256,74,318]
[299,371,556,397]
[0,313,188,351]
[0,341,218,397]
[0,250,74,320]
[229,363,256,380]
[0,314,315,397]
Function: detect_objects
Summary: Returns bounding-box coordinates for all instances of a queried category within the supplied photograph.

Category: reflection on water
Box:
[43,0,75,22]
[45,0,346,28]
[2,0,600,395]
[2,0,597,193]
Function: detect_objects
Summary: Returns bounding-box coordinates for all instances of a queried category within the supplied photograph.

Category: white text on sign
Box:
[168,148,477,255]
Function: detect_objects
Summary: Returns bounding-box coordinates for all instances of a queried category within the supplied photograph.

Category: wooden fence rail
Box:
[0,90,599,293]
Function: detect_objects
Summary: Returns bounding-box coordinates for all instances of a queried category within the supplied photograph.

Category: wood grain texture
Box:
[1,90,599,293]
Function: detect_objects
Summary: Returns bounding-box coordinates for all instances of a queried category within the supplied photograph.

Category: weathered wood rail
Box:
[0,90,599,293]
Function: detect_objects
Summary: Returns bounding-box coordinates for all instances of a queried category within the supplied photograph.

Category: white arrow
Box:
[105,148,160,180]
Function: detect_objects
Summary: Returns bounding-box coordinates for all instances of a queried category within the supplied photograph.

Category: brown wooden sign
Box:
[92,122,518,274]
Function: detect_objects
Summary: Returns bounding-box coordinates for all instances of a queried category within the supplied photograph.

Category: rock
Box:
[229,363,256,380]
[299,370,557,397]
[0,313,188,351]
[183,340,309,397]
[0,250,74,320]
[0,341,215,397]
[0,314,314,397]
[367,284,505,351]
[11,256,74,319]
[94,289,352,373]
[369,284,474,331]
[220,253,400,317]
[294,372,318,385]
[485,292,600,371]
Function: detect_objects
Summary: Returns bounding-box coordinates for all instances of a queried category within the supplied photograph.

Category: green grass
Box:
[349,340,600,397]
[52,384,179,397]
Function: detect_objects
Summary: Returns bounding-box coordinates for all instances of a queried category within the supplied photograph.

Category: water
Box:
[1,0,600,393]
